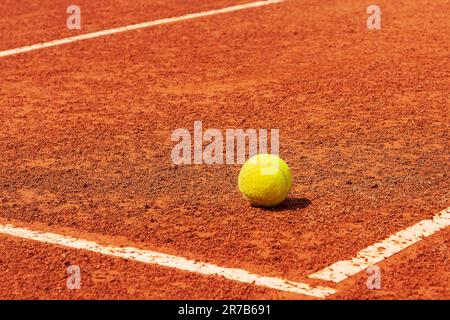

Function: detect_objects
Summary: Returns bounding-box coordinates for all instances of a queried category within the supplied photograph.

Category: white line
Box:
[0,0,284,58]
[309,207,450,283]
[0,223,335,298]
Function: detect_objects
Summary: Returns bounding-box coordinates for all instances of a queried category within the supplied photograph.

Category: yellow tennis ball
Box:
[238,154,292,207]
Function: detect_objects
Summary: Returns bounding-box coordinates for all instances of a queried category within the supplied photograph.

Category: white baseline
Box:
[309,207,450,283]
[0,0,284,58]
[0,223,335,298]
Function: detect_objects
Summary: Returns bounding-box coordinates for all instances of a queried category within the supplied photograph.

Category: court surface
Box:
[0,0,449,299]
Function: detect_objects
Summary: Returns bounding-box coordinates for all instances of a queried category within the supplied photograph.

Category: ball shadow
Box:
[259,197,312,212]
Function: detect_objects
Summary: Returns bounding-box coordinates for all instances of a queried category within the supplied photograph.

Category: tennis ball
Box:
[238,154,292,207]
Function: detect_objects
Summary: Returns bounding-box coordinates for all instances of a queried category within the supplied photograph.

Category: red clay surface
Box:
[0,233,299,299]
[332,228,450,299]
[0,0,255,50]
[0,0,449,299]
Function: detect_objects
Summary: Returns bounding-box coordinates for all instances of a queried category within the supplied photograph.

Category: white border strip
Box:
[0,223,335,298]
[309,207,450,283]
[0,0,284,58]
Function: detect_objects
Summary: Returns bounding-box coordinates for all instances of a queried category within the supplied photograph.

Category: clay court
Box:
[0,0,449,299]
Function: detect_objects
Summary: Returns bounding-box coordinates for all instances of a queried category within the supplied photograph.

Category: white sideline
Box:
[309,207,450,283]
[0,0,284,58]
[0,223,335,298]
